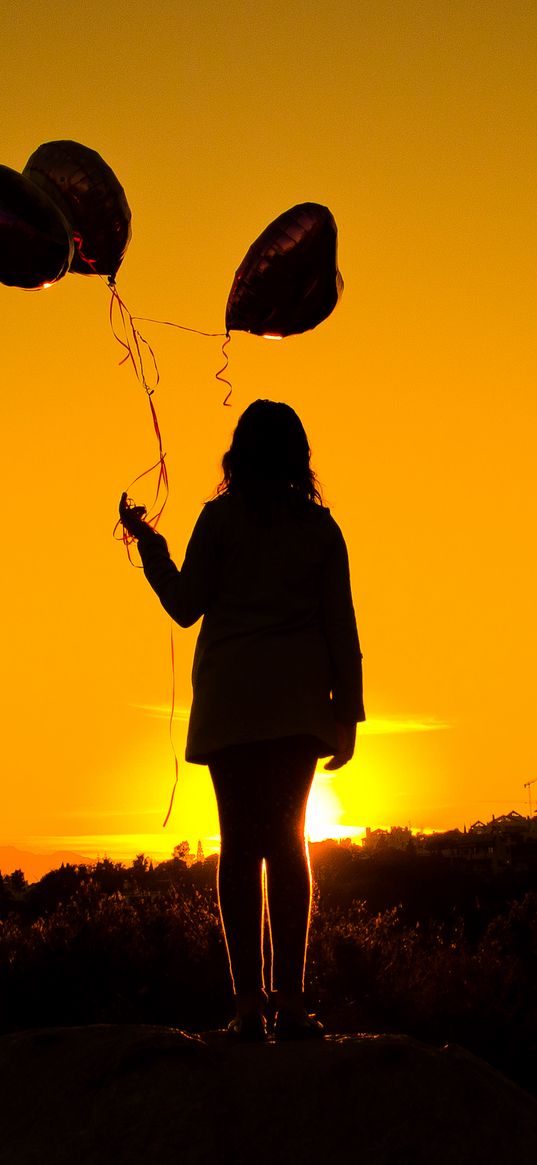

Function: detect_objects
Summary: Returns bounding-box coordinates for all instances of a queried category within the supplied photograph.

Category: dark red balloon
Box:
[23,140,131,278]
[0,164,74,290]
[225,202,343,338]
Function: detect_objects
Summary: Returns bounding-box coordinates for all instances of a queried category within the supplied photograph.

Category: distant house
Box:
[423,811,537,871]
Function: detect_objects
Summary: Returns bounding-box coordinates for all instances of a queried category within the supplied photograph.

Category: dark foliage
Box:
[0,879,230,1034]
[308,895,537,1096]
[1,848,536,1096]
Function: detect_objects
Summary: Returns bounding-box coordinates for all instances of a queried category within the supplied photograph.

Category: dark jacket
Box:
[137,493,365,763]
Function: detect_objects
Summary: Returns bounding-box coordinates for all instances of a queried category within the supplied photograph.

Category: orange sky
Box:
[1,1,536,868]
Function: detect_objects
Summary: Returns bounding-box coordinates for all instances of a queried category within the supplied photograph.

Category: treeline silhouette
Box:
[1,842,536,1095]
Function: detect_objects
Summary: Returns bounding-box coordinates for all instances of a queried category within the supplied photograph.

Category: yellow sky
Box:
[1,1,536,866]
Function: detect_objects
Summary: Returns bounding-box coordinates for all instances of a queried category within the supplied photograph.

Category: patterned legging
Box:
[209,735,319,997]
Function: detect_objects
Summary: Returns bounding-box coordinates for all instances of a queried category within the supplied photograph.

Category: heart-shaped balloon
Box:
[226,202,343,338]
[0,164,74,289]
[24,140,131,278]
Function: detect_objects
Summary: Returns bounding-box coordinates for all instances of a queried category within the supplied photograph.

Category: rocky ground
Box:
[1,1024,537,1164]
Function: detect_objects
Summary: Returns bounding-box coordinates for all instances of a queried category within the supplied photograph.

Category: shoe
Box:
[274,1007,325,1041]
[226,1010,268,1042]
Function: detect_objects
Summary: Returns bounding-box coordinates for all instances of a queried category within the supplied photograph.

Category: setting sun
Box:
[306,773,365,843]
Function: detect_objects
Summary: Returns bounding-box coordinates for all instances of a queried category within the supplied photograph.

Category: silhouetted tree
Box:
[173,841,191,865]
[130,854,155,891]
[132,853,151,874]
[27,863,83,916]
[5,869,26,893]
[92,858,125,894]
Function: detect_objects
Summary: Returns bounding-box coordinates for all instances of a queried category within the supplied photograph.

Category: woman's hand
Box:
[119,491,148,539]
[324,722,356,770]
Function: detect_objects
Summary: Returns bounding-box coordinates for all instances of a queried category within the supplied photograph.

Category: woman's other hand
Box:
[324,722,356,770]
[119,491,148,539]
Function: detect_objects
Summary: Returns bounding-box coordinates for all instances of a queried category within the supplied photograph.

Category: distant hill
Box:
[0,846,89,884]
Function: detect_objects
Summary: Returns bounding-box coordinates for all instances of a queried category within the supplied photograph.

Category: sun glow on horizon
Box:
[306,772,365,843]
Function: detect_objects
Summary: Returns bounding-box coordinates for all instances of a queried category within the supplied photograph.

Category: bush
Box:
[0,881,230,1033]
[307,892,537,1094]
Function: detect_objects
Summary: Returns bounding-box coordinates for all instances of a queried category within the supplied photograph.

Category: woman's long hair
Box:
[216,400,323,512]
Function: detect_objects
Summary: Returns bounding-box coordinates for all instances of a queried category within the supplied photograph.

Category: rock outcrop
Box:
[1,1025,537,1164]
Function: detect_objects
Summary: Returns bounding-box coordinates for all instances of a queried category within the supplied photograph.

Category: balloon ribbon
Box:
[162,624,179,828]
[73,230,232,827]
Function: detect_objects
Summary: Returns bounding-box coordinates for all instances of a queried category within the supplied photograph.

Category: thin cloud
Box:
[132,703,190,722]
[52,808,165,820]
[133,706,448,734]
[358,716,449,735]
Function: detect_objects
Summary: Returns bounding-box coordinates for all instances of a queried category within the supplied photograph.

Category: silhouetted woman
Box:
[119,400,365,1040]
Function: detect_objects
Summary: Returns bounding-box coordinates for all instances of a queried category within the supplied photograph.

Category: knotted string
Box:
[107,280,171,564]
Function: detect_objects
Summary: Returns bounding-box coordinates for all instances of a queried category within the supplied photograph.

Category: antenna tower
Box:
[523,777,537,819]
